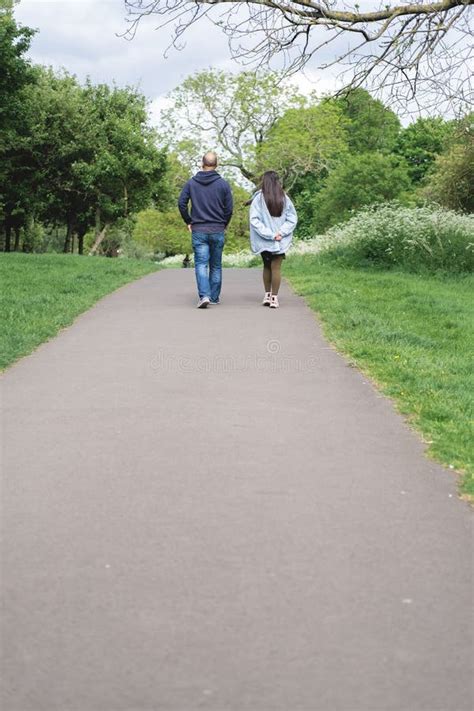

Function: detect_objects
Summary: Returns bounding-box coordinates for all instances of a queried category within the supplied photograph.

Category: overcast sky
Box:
[15,0,344,126]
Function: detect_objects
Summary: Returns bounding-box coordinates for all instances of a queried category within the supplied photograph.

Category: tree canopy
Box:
[159,70,300,184]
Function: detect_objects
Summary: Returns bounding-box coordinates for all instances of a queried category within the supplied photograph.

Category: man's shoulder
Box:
[218,176,232,190]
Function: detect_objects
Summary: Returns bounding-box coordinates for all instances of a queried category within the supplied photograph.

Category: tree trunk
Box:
[124,184,128,217]
[77,230,85,255]
[63,219,74,253]
[71,232,75,254]
[88,223,110,255]
[4,222,11,252]
[13,226,20,251]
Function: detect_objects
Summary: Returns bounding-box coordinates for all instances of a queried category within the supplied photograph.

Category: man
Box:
[178,152,233,308]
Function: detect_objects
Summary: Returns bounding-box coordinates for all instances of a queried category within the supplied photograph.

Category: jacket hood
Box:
[192,170,222,186]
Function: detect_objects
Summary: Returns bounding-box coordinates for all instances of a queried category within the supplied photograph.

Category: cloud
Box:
[15,1,236,98]
[15,0,343,128]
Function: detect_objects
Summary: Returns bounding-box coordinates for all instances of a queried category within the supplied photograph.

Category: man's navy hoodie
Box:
[178,170,233,233]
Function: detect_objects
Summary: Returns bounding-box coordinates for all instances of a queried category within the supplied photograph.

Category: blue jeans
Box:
[192,231,225,302]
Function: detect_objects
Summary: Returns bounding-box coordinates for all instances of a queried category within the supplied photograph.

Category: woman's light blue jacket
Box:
[249,191,298,255]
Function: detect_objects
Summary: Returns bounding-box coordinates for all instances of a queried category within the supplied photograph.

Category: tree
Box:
[0,0,20,13]
[334,89,401,154]
[80,81,168,254]
[312,152,411,232]
[5,68,169,255]
[159,69,301,184]
[395,117,453,184]
[124,0,473,113]
[134,209,191,255]
[422,116,474,212]
[257,99,349,188]
[24,69,98,254]
[0,12,36,250]
[223,183,252,252]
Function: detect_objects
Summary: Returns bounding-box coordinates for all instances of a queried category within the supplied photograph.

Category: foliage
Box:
[290,173,324,240]
[224,182,252,252]
[134,182,251,256]
[312,153,411,232]
[394,117,453,184]
[0,12,36,250]
[1,64,168,253]
[285,257,474,494]
[318,203,474,273]
[422,116,474,213]
[134,209,192,255]
[0,0,19,13]
[257,99,349,188]
[156,152,192,211]
[159,69,301,183]
[335,89,401,154]
[0,12,35,138]
[0,252,160,369]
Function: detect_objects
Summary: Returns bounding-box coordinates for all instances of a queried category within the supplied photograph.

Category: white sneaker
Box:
[270,295,279,308]
[262,292,272,306]
[197,296,210,309]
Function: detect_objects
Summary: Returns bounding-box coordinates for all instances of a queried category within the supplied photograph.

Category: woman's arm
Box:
[250,196,276,240]
[278,197,298,237]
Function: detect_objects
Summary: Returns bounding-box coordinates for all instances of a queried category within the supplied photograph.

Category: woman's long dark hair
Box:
[261,171,285,217]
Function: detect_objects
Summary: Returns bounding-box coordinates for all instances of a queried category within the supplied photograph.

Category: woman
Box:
[249,171,298,308]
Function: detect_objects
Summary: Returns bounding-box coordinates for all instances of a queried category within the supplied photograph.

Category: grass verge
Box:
[0,253,160,371]
[284,255,474,496]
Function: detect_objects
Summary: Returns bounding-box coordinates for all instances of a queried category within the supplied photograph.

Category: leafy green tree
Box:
[422,116,473,212]
[156,152,192,211]
[24,69,98,253]
[0,0,19,13]
[257,99,349,188]
[224,183,252,252]
[395,117,453,184]
[134,209,191,256]
[7,68,169,255]
[80,81,168,254]
[256,98,349,239]
[313,152,411,232]
[160,70,301,184]
[334,89,401,154]
[0,12,36,250]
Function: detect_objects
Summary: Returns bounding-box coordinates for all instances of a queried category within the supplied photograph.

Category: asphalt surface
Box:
[1,268,472,711]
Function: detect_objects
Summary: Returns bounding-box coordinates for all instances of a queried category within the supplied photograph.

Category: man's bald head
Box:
[202,151,218,170]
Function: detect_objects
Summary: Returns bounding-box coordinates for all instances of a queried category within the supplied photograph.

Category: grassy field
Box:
[0,253,159,371]
[284,256,474,496]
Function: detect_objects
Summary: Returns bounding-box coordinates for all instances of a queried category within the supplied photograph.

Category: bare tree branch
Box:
[123,0,473,113]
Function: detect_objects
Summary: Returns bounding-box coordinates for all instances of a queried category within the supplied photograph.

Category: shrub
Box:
[314,203,474,273]
[133,209,191,256]
[312,152,412,233]
[422,124,474,212]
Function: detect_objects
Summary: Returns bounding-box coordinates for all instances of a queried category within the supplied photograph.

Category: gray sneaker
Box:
[197,296,210,309]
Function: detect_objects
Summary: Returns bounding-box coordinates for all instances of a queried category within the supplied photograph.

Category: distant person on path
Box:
[249,171,298,309]
[178,152,233,308]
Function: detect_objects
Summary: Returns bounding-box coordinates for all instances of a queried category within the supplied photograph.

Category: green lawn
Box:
[0,253,160,371]
[284,256,474,496]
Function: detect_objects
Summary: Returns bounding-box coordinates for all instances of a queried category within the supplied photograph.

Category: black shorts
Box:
[261,251,286,265]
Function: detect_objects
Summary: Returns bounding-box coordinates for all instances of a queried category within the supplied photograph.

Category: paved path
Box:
[1,269,472,711]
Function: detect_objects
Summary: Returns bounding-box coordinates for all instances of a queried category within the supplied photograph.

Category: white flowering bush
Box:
[315,203,474,272]
[222,251,255,267]
[157,205,473,273]
[288,236,328,255]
